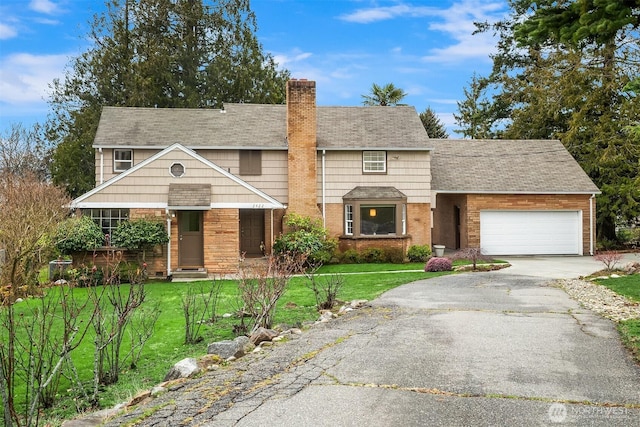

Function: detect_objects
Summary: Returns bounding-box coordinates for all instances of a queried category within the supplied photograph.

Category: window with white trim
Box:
[345,204,353,235]
[114,149,133,172]
[362,151,386,173]
[90,209,129,237]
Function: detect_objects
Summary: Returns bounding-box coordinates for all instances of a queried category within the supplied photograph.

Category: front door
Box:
[178,211,204,268]
[240,210,265,257]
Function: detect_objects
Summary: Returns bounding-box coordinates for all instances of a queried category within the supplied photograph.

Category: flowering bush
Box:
[425,257,452,272]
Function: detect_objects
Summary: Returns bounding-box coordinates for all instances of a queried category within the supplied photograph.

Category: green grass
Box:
[595,274,640,302]
[596,274,640,363]
[618,320,640,363]
[4,264,446,424]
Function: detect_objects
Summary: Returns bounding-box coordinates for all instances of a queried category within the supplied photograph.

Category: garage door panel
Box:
[480,211,581,255]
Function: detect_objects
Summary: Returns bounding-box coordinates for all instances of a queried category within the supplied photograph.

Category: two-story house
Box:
[71,79,600,278]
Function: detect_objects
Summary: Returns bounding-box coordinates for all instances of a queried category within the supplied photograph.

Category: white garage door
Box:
[480,211,582,255]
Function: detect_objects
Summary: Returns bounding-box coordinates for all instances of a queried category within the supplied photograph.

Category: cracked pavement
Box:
[103,273,640,426]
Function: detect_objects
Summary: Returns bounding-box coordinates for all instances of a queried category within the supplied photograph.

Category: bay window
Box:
[343,187,407,237]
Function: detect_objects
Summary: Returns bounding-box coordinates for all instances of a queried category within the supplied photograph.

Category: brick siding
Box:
[466,194,594,254]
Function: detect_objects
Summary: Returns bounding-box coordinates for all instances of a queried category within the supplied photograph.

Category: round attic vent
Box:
[170,162,185,178]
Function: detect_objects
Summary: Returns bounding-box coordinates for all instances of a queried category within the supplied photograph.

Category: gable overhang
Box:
[72,143,285,210]
[94,144,287,151]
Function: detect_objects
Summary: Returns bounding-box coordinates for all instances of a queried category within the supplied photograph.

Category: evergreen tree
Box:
[419,107,448,138]
[48,0,290,197]
[469,0,640,241]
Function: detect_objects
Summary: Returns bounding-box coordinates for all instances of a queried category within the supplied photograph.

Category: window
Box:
[90,209,129,237]
[360,205,396,235]
[114,149,133,172]
[345,204,353,235]
[362,151,386,173]
[170,162,185,177]
[342,187,407,237]
[240,150,262,175]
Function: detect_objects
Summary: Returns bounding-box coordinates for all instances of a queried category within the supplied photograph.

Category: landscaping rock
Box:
[207,336,254,359]
[350,299,368,308]
[61,405,124,427]
[318,311,335,322]
[127,390,151,407]
[624,262,640,275]
[163,357,200,381]
[249,327,279,345]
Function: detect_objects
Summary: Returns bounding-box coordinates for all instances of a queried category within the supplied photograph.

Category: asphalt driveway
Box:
[102,260,640,427]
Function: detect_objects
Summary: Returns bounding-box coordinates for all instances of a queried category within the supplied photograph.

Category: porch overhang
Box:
[168,183,211,210]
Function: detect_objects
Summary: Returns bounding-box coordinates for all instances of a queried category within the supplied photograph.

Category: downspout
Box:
[321,149,326,228]
[166,208,172,277]
[270,209,274,255]
[589,194,595,256]
[99,147,104,184]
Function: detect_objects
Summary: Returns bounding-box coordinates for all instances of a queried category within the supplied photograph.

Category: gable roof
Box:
[429,139,600,194]
[71,143,285,209]
[93,105,431,151]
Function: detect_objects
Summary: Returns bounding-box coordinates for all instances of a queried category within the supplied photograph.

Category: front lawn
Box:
[4,264,450,425]
[596,274,640,362]
[595,274,640,302]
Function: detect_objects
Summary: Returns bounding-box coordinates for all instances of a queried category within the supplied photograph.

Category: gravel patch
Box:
[558,278,640,322]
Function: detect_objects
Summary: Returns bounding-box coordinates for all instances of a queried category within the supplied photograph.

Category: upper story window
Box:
[363,151,386,173]
[170,162,185,178]
[114,149,133,172]
[240,150,262,175]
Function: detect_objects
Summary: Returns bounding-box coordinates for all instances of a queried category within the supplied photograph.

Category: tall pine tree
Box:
[48,0,290,197]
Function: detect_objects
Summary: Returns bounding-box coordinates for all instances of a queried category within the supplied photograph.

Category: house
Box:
[71,79,599,278]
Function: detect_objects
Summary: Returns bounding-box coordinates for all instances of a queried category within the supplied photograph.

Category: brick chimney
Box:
[286,79,321,218]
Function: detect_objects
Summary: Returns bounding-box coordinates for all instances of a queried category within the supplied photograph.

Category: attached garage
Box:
[480,210,582,255]
[429,139,600,256]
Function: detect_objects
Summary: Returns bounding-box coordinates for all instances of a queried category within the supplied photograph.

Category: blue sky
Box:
[0,0,509,136]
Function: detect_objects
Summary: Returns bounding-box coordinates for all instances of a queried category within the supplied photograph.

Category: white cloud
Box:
[29,0,61,15]
[0,53,69,105]
[421,0,507,64]
[273,50,313,69]
[338,1,506,65]
[339,4,438,23]
[0,22,17,39]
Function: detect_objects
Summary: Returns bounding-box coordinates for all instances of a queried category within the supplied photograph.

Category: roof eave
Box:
[433,190,601,195]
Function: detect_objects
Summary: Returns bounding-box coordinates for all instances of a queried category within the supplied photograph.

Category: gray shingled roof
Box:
[168,183,211,207]
[429,139,600,194]
[343,187,407,200]
[93,105,431,150]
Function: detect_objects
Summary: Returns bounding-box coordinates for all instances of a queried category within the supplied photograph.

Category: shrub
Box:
[111,219,169,251]
[338,249,361,264]
[594,251,623,271]
[450,247,492,270]
[54,216,105,255]
[362,247,385,263]
[425,257,452,272]
[273,214,337,264]
[383,247,406,264]
[407,244,432,262]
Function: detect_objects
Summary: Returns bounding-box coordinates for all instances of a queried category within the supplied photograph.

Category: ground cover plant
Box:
[2,263,454,425]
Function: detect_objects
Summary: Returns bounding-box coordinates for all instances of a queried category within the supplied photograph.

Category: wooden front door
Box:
[240,210,264,257]
[178,211,204,268]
